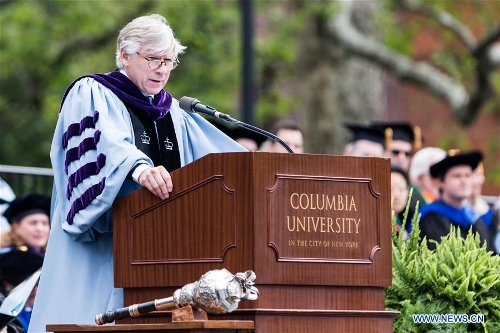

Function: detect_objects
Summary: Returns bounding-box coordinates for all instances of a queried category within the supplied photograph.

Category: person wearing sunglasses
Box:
[28,14,246,332]
[371,121,422,173]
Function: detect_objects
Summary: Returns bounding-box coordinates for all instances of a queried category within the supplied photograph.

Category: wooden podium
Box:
[110,152,397,332]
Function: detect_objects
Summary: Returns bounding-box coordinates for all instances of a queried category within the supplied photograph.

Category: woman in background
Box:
[0,193,50,331]
[391,165,413,240]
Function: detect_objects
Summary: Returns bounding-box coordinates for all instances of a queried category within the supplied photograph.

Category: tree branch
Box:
[329,1,500,125]
[473,23,500,61]
[396,0,476,51]
[396,0,500,124]
[328,7,471,124]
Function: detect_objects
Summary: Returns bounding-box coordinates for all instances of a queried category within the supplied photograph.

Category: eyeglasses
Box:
[391,149,412,157]
[136,53,179,70]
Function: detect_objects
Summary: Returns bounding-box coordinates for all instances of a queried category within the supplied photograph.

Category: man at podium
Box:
[28,14,246,333]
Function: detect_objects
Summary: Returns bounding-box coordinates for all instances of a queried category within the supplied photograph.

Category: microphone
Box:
[178,96,294,153]
[179,96,233,121]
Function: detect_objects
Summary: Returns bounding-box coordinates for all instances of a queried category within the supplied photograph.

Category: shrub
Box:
[386,207,500,332]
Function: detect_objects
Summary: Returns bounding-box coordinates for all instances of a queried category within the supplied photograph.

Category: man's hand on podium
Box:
[137,166,173,200]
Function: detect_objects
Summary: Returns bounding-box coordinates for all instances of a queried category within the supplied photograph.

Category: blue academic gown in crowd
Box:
[419,200,494,251]
[28,75,246,332]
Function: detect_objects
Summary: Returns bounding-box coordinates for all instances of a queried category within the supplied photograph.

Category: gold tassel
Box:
[413,126,422,151]
[476,161,484,175]
[384,128,393,150]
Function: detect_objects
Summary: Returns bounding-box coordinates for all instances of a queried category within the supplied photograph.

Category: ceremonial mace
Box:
[95,269,258,325]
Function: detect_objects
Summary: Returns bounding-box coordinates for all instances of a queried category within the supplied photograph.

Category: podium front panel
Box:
[113,153,392,316]
[251,153,391,287]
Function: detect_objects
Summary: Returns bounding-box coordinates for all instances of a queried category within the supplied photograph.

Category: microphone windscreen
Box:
[179,96,198,112]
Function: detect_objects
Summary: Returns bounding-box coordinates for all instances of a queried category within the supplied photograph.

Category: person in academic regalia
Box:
[419,151,494,251]
[0,194,50,332]
[492,196,500,254]
[343,122,386,157]
[408,147,447,204]
[0,291,24,333]
[371,121,426,233]
[28,14,246,333]
[0,247,44,332]
[390,166,413,240]
[371,121,422,172]
[468,162,496,230]
[1,194,51,255]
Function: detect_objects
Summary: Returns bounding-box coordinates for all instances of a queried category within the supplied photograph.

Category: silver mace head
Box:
[95,269,259,325]
[173,269,259,314]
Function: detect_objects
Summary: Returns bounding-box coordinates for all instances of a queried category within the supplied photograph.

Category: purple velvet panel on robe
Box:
[66,153,106,200]
[65,130,101,174]
[62,111,99,149]
[62,71,172,121]
[66,177,106,225]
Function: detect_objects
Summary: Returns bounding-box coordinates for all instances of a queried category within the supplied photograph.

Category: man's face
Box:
[120,47,172,95]
[351,140,385,157]
[440,165,474,204]
[387,140,412,171]
[270,128,304,153]
[470,168,485,199]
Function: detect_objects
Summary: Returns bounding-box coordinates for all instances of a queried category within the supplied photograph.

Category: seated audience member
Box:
[343,123,385,157]
[371,121,422,172]
[419,150,493,251]
[206,119,264,152]
[1,194,51,255]
[0,193,50,331]
[492,196,500,254]
[372,121,426,227]
[265,118,304,153]
[468,162,496,229]
[391,165,413,240]
[0,291,24,332]
[0,247,44,332]
[230,127,265,152]
[409,147,447,203]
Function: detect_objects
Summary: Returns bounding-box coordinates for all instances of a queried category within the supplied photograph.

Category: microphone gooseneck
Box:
[178,96,294,153]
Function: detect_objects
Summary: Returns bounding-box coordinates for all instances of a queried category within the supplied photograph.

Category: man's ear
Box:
[121,49,130,66]
[436,177,445,191]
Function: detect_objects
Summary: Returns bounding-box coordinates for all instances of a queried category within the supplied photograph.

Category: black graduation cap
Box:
[0,247,44,287]
[429,150,483,179]
[2,193,50,225]
[343,122,385,147]
[371,121,422,151]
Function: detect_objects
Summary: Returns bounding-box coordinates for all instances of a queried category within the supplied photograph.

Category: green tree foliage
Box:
[0,0,241,167]
[387,212,500,332]
[379,0,500,115]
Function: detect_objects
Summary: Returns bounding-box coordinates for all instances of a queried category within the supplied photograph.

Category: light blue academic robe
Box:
[28,77,246,333]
